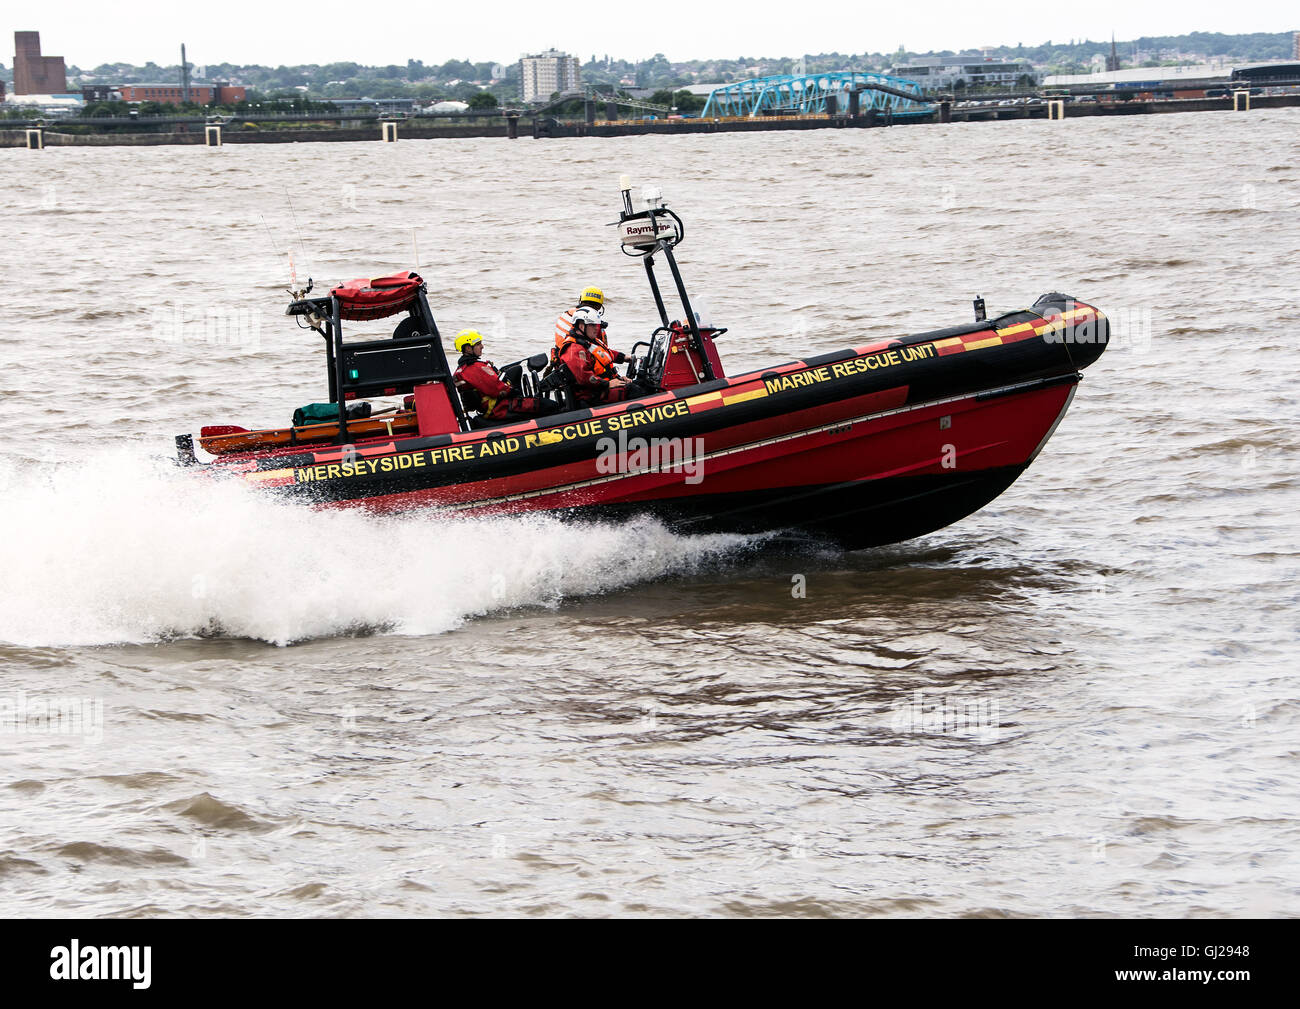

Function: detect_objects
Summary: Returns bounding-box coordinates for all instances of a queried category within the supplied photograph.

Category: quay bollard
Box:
[25,127,44,150]
[1048,99,1066,120]
[1232,89,1251,111]
[204,124,222,146]
[381,120,398,142]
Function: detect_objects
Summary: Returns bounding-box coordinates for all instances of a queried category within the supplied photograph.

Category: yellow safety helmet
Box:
[454,328,483,353]
[578,286,605,312]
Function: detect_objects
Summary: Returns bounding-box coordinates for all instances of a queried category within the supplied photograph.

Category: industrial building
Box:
[117,83,246,105]
[1044,61,1300,96]
[1044,63,1232,87]
[81,85,121,103]
[885,57,1039,92]
[519,50,581,103]
[13,31,67,95]
[1,91,82,114]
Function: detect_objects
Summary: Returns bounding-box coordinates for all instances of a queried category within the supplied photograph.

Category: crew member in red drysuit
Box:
[453,329,552,423]
[556,307,630,406]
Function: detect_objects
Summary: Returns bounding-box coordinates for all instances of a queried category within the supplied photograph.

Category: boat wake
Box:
[0,450,752,648]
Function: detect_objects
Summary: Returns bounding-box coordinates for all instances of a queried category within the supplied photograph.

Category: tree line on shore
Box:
[0,29,1291,114]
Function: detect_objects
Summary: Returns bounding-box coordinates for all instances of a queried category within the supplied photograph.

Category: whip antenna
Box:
[261,213,293,292]
[284,187,310,273]
[259,213,280,257]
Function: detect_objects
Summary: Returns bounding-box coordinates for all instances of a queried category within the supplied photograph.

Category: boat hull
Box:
[221,297,1106,548]
[570,466,1031,548]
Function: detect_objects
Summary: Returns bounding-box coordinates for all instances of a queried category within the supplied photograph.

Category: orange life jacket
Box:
[555,312,619,379]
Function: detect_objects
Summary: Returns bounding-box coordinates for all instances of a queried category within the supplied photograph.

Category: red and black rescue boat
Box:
[176,180,1108,549]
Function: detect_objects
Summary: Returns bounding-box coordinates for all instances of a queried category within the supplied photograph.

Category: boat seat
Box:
[539,362,580,412]
[392,316,423,340]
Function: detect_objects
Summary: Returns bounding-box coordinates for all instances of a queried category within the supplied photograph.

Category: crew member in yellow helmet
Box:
[452,328,555,424]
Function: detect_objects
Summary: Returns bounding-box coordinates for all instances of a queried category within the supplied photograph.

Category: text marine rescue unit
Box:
[175,179,1109,549]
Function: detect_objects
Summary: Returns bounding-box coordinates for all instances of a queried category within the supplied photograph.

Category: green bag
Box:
[292,402,371,427]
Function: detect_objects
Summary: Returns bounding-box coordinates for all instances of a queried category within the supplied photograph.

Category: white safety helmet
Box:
[572,306,603,329]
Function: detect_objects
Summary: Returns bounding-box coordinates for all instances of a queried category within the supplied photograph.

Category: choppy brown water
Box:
[1,111,1298,917]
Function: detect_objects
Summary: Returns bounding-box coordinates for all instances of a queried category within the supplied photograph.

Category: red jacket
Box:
[558,340,609,404]
[559,340,628,405]
[554,310,624,378]
[454,355,512,417]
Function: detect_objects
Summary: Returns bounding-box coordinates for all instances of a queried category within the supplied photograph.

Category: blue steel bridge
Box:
[699,72,931,119]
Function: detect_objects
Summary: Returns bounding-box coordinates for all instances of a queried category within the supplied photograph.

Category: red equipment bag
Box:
[330,271,423,320]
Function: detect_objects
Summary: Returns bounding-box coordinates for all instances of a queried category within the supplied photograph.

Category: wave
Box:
[0,449,752,647]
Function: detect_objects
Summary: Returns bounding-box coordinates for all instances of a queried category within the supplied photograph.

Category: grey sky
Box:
[7,1,1297,68]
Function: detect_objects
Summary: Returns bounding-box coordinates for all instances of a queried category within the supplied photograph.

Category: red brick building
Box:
[118,83,246,105]
[13,31,67,95]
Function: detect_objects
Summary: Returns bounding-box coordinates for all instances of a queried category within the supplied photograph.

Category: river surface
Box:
[1,110,1297,917]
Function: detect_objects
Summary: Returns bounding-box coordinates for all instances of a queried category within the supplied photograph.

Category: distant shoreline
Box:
[4,93,1298,147]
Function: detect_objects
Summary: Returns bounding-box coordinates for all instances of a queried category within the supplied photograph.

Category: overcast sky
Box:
[7,1,1297,68]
